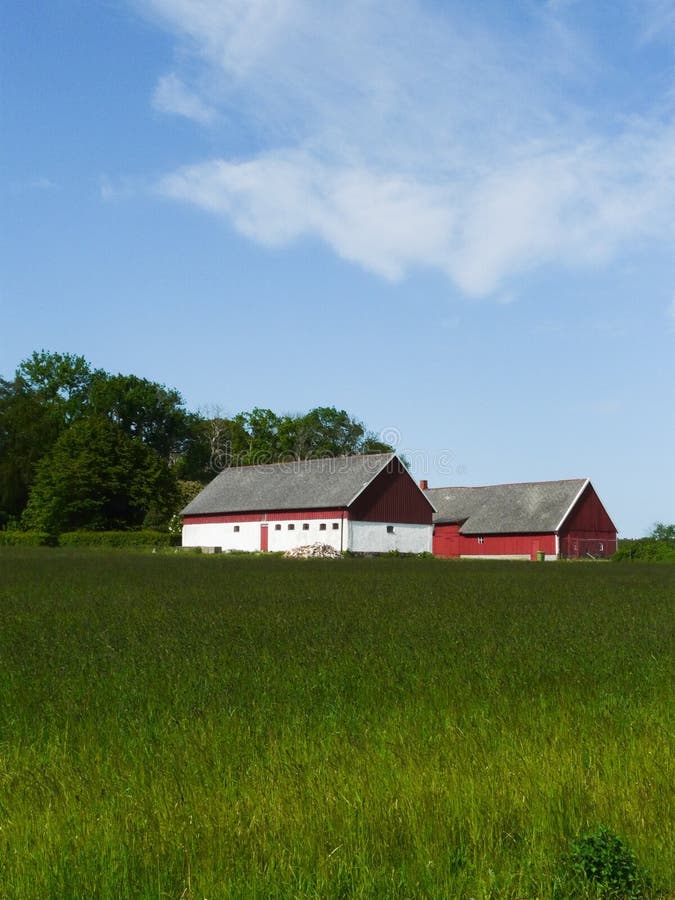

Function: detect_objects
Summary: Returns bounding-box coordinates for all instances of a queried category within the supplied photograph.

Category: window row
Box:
[277,522,340,531]
[231,523,340,532]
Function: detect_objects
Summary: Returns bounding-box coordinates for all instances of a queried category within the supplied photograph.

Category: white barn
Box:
[182,453,435,554]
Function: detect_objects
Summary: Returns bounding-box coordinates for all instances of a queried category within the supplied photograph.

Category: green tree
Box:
[0,352,95,521]
[22,416,177,533]
[233,408,285,464]
[280,407,393,459]
[88,372,197,461]
[649,522,675,541]
[231,406,395,466]
[16,350,94,425]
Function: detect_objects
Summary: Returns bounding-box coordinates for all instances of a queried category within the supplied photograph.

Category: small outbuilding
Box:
[182,453,434,554]
[424,478,617,560]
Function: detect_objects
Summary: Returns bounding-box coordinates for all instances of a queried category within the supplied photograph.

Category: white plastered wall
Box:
[182,521,261,551]
[182,517,346,552]
[267,519,344,552]
[347,521,432,554]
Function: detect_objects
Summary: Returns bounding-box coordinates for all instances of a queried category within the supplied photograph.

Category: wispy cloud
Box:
[139,0,675,297]
[152,73,217,124]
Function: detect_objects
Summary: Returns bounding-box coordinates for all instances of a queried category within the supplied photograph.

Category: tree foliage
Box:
[649,522,675,542]
[229,406,392,468]
[88,372,197,460]
[16,350,94,425]
[22,417,177,533]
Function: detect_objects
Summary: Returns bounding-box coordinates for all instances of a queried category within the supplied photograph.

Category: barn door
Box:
[260,523,268,552]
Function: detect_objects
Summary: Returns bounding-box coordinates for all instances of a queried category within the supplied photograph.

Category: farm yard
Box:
[0,550,672,898]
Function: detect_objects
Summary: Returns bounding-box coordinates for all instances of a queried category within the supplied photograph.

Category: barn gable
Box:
[349,456,433,524]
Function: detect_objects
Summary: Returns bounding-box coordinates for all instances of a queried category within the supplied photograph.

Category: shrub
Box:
[58,530,174,549]
[613,539,675,563]
[0,531,57,547]
[567,826,649,898]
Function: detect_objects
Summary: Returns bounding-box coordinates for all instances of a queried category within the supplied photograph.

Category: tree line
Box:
[0,351,393,534]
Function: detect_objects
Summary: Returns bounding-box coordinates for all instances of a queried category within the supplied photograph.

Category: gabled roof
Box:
[425,479,588,534]
[183,452,404,516]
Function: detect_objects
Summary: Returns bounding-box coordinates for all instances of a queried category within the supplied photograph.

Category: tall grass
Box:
[0,550,672,898]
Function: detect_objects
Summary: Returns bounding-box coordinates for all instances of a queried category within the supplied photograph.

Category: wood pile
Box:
[283,543,342,559]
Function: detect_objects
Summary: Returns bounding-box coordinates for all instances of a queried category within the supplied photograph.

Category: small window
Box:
[274,524,281,531]
[288,523,295,530]
[386,525,394,534]
[302,523,310,530]
[233,525,240,533]
[332,523,339,530]
[477,536,484,544]
[319,523,326,531]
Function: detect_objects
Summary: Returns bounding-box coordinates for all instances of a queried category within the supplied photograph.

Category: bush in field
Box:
[613,539,675,562]
[0,531,56,546]
[58,530,174,548]
[566,826,649,898]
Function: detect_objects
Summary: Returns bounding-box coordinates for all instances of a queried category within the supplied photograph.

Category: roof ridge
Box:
[426,478,585,491]
[215,451,395,472]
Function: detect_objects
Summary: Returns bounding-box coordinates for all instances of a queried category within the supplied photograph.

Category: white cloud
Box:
[152,73,217,124]
[139,0,675,297]
[160,154,453,280]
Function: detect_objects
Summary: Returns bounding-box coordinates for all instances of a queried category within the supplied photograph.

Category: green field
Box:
[0,550,672,898]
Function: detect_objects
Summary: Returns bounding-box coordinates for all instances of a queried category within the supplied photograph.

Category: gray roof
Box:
[425,479,588,534]
[183,453,400,515]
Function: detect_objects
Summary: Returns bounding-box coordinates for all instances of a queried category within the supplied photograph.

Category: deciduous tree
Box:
[22,416,177,533]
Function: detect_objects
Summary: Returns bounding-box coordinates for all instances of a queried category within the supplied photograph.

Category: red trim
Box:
[183,508,347,525]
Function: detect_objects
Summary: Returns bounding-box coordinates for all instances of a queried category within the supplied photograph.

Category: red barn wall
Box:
[558,484,617,558]
[349,459,433,524]
[433,524,556,559]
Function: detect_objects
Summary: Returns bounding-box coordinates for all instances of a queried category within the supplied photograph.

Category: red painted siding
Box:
[348,459,433,524]
[433,524,556,558]
[558,483,617,558]
[183,508,347,525]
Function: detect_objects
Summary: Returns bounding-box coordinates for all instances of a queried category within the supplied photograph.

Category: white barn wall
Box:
[267,518,344,552]
[183,517,346,552]
[183,517,431,555]
[182,521,260,551]
[348,521,432,554]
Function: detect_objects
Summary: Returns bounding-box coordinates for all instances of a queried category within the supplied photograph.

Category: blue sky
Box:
[2,0,674,537]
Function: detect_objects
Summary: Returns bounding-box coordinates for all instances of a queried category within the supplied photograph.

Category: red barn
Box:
[424,479,617,560]
[182,453,434,554]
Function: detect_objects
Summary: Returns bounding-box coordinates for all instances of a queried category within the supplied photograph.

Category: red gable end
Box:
[348,457,433,524]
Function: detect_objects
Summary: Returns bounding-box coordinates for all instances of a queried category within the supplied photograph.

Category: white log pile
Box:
[283,543,342,559]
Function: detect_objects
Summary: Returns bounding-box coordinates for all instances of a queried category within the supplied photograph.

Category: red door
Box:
[433,526,460,557]
[260,524,268,552]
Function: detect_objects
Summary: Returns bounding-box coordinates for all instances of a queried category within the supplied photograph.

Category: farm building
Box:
[423,478,617,560]
[182,453,434,554]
